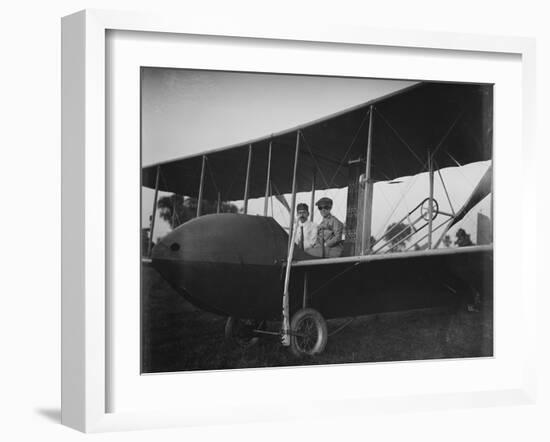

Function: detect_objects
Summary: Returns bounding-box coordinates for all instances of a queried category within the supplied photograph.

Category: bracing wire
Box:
[300,111,368,224]
[446,151,475,188]
[373,160,429,241]
[375,108,424,167]
[435,159,455,216]
[223,150,249,200]
[205,156,220,195]
[299,132,331,189]
[430,111,463,159]
[271,181,291,228]
[371,184,396,241]
[308,262,360,298]
[327,109,371,187]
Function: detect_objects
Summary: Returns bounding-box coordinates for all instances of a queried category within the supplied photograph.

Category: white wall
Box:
[1,1,547,441]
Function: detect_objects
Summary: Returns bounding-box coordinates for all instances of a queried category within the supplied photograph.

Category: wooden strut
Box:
[310,169,316,222]
[288,131,301,250]
[196,155,206,217]
[147,165,161,257]
[361,106,374,255]
[428,150,434,248]
[282,224,298,346]
[263,141,272,216]
[171,196,177,227]
[243,144,253,214]
[490,161,493,242]
[282,131,301,346]
[437,167,455,216]
[270,181,274,217]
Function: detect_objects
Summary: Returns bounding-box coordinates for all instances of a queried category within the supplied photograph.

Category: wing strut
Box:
[360,105,375,255]
[147,165,161,257]
[263,141,272,216]
[287,131,301,249]
[281,131,302,346]
[428,150,435,248]
[196,155,206,217]
[243,144,253,214]
[281,226,298,346]
[310,169,316,222]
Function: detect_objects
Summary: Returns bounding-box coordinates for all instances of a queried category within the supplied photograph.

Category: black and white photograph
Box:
[140,68,493,373]
[4,0,548,438]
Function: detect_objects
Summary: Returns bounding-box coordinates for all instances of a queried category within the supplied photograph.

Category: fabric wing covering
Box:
[142,81,493,201]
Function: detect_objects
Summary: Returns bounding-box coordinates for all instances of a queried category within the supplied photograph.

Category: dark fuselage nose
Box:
[151,214,290,320]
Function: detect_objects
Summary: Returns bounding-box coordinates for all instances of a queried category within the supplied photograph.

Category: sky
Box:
[141,68,491,247]
[141,69,415,166]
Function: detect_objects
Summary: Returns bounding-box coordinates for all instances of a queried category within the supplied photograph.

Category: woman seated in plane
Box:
[305,197,344,258]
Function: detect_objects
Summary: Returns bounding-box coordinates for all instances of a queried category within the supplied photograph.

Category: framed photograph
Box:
[61,9,537,433]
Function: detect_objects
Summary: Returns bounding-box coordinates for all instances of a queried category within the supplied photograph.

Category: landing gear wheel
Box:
[224,317,264,348]
[290,308,328,357]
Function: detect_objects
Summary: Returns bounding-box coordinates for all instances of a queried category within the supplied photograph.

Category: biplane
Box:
[142,80,493,357]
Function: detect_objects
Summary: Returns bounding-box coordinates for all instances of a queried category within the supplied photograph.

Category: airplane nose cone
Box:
[151,214,290,319]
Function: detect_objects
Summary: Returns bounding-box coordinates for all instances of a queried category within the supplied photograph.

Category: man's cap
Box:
[316,197,333,207]
[296,203,309,211]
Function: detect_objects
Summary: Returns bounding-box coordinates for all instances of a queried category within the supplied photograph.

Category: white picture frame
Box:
[61,9,537,433]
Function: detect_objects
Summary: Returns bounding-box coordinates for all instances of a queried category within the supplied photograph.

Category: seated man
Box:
[294,203,318,251]
[305,197,344,258]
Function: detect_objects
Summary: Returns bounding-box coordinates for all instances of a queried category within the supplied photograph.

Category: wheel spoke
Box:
[295,318,319,353]
[290,308,328,357]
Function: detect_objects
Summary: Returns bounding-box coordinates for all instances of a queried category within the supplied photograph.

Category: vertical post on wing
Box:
[197,155,206,217]
[263,141,272,216]
[490,161,493,242]
[361,106,375,255]
[282,222,298,346]
[281,130,301,346]
[288,131,301,250]
[171,195,177,227]
[310,169,316,222]
[243,144,253,214]
[428,150,434,248]
[147,165,161,257]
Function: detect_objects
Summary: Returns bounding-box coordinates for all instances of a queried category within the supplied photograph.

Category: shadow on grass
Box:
[141,265,492,373]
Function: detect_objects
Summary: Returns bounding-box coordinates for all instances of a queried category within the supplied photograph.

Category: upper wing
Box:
[143,81,493,201]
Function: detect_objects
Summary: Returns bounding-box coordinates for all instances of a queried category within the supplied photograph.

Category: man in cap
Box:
[294,203,318,251]
[306,197,344,258]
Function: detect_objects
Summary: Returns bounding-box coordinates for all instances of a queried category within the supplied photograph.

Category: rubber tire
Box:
[224,317,261,348]
[290,308,328,357]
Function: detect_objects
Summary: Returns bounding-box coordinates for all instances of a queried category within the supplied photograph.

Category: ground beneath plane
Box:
[141,265,493,373]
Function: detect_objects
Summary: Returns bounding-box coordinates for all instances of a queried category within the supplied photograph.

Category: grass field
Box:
[141,265,493,373]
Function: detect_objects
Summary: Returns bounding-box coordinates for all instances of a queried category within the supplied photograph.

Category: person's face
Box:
[297,209,308,222]
[318,205,331,218]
